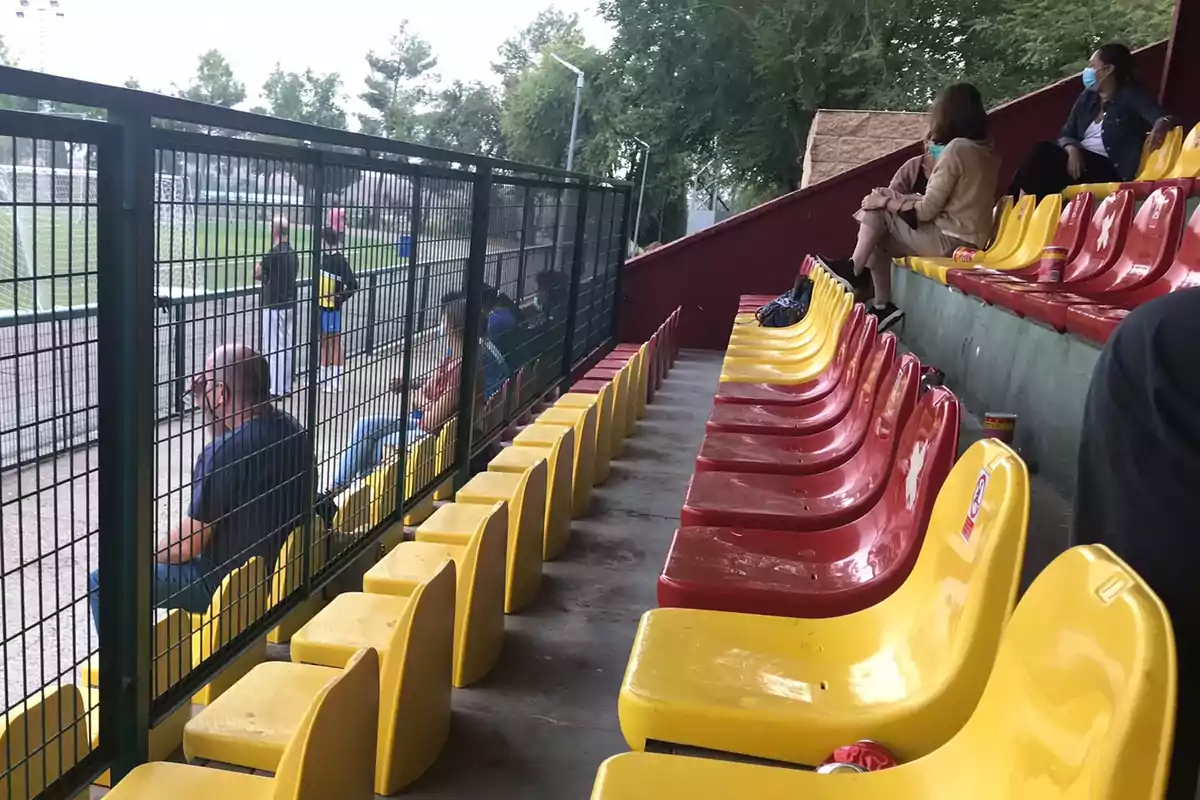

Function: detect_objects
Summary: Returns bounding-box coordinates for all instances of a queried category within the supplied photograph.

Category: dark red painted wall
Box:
[618,44,1168,350]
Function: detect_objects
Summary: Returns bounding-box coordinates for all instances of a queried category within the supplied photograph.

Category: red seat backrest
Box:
[849,332,899,423]
[799,255,814,276]
[1053,192,1095,263]
[1166,203,1200,293]
[1061,190,1134,283]
[1074,187,1185,294]
[868,353,921,452]
[872,386,962,555]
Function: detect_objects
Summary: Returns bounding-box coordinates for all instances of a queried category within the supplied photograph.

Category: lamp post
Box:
[550,54,585,172]
[632,137,650,252]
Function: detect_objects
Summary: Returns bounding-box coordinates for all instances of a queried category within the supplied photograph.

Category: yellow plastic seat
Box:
[627,343,650,419]
[1065,125,1184,198]
[1162,121,1200,180]
[719,293,851,382]
[376,502,507,686]
[724,285,844,364]
[524,405,597,517]
[267,525,327,645]
[729,271,834,336]
[619,440,1030,765]
[910,194,1031,276]
[456,464,546,613]
[82,609,196,785]
[108,648,379,800]
[490,433,574,560]
[617,357,639,438]
[923,193,1063,284]
[604,365,631,456]
[332,481,372,535]
[187,559,454,796]
[559,384,614,485]
[402,432,439,526]
[595,544,1175,800]
[0,684,90,798]
[727,277,836,349]
[366,455,400,527]
[433,418,457,501]
[191,557,269,706]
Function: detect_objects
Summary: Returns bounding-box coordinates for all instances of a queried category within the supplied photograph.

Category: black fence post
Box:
[560,181,590,377]
[364,273,379,355]
[172,302,186,414]
[611,186,634,341]
[97,109,155,779]
[301,155,326,587]
[394,171,423,516]
[516,188,533,304]
[453,166,493,484]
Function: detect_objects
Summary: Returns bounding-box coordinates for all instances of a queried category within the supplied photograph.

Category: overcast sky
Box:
[3,0,613,122]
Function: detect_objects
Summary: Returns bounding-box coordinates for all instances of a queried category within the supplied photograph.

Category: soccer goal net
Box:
[0,163,193,311]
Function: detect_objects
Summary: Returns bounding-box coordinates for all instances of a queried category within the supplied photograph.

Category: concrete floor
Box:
[401,349,720,798]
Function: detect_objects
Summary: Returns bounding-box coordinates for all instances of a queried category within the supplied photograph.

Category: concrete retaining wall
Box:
[892,268,1102,498]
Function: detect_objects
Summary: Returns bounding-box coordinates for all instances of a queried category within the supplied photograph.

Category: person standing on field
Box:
[255,217,299,398]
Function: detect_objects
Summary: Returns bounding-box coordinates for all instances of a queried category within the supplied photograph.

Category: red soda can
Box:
[1038,245,1068,283]
[820,739,898,772]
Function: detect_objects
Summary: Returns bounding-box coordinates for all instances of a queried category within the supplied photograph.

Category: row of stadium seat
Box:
[908,181,1200,345]
[589,263,1177,798]
[24,313,680,799]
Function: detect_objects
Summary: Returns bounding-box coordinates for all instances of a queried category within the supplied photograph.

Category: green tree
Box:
[359,21,437,139]
[422,81,506,157]
[260,66,348,129]
[493,7,585,89]
[177,49,246,107]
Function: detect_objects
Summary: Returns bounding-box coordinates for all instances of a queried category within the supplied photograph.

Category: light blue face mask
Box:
[1082,66,1099,90]
[929,143,947,162]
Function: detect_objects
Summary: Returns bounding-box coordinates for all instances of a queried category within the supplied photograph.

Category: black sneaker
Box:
[868,302,905,332]
[820,256,868,293]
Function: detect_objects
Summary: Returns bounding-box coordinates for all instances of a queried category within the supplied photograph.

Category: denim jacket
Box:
[1058,85,1169,181]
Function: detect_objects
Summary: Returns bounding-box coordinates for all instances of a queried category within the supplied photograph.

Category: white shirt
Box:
[1080,119,1107,157]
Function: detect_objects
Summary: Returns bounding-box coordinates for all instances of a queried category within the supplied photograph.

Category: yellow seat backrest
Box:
[367,455,400,527]
[994,193,1062,268]
[404,433,440,503]
[435,417,457,479]
[0,684,91,799]
[375,557,456,791]
[151,608,195,697]
[984,195,1015,251]
[333,481,372,534]
[866,439,1029,754]
[984,194,1036,264]
[192,556,266,664]
[931,545,1176,798]
[1166,122,1200,179]
[270,647,380,800]
[1137,125,1184,181]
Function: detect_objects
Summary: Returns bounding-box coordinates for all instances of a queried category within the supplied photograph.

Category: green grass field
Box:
[0,211,407,311]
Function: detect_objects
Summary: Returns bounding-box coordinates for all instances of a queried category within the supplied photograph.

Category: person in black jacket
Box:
[1009,43,1175,199]
[317,225,357,393]
[1072,288,1200,800]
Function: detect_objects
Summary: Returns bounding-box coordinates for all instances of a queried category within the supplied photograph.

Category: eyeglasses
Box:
[181,376,224,410]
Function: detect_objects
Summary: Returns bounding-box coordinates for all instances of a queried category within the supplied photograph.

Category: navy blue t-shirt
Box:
[189,407,310,575]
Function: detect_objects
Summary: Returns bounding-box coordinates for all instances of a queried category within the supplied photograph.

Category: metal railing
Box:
[0,65,630,799]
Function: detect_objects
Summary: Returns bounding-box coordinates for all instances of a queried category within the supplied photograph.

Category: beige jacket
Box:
[892,138,1000,248]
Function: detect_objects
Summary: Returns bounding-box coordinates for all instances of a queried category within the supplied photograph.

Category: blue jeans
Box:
[332,413,425,489]
[88,558,217,640]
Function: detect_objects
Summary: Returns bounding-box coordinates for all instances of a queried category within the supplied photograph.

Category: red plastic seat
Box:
[1003,187,1185,330]
[947,193,1094,299]
[571,378,610,395]
[704,333,897,438]
[696,337,910,475]
[660,387,959,618]
[986,190,1133,310]
[715,308,875,407]
[1066,201,1200,345]
[681,356,922,532]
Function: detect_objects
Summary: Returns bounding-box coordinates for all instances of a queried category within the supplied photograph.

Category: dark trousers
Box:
[88,558,217,640]
[1008,140,1120,199]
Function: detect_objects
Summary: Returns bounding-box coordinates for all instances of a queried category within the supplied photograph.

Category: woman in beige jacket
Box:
[827,83,1000,331]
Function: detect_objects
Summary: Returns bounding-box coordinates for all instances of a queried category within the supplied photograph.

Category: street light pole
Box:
[632,137,650,252]
[550,54,585,172]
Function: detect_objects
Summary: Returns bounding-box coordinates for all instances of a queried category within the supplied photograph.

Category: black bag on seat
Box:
[755,275,814,328]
